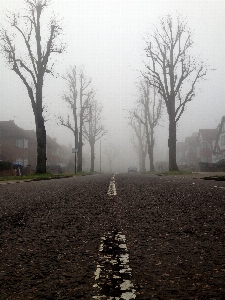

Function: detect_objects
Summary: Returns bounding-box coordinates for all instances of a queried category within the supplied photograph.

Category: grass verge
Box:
[0,172,92,181]
[156,170,193,176]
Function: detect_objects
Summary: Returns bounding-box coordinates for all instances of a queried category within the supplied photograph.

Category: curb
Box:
[0,175,74,185]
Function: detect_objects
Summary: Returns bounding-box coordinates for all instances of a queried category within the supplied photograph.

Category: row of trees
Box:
[129,81,162,172]
[129,15,207,171]
[1,0,208,172]
[0,0,106,173]
[59,66,106,173]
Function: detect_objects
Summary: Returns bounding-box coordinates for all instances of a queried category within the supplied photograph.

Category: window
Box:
[16,139,28,148]
[222,135,225,146]
[16,158,28,167]
[52,148,59,155]
[219,135,225,146]
[223,122,225,132]
[202,157,211,163]
[200,141,210,149]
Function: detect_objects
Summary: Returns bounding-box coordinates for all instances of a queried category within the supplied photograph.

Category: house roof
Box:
[185,133,199,147]
[0,120,71,153]
[199,129,218,141]
[25,130,36,138]
[0,120,30,139]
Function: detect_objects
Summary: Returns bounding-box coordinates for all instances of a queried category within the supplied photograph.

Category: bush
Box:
[0,161,12,170]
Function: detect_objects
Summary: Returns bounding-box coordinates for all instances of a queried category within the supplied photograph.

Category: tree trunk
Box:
[146,128,154,172]
[74,96,78,174]
[149,129,155,172]
[35,74,46,174]
[140,150,146,172]
[77,131,82,172]
[149,144,154,172]
[90,143,95,172]
[77,78,84,173]
[35,117,46,174]
[168,117,179,171]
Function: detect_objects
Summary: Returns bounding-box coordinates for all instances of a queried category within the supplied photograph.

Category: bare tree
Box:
[83,100,106,172]
[131,80,163,172]
[78,70,93,172]
[59,66,92,172]
[128,109,147,172]
[143,15,207,171]
[58,66,78,172]
[103,144,118,173]
[0,0,65,173]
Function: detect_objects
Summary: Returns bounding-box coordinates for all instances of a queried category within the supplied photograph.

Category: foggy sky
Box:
[0,0,225,170]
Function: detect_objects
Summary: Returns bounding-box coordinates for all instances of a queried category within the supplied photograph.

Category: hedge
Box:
[0,161,12,170]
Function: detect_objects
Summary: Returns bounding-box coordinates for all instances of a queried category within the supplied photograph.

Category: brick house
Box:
[198,129,218,163]
[176,133,200,170]
[176,142,186,166]
[0,120,30,167]
[213,116,225,161]
[185,132,200,167]
[46,136,73,171]
[0,120,73,173]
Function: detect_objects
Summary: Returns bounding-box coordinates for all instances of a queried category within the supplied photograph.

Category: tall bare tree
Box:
[0,0,64,173]
[129,109,147,172]
[83,100,106,172]
[131,80,162,172]
[59,66,92,172]
[143,15,207,171]
[58,67,78,172]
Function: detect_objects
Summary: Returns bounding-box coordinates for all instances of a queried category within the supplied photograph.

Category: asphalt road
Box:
[0,173,225,300]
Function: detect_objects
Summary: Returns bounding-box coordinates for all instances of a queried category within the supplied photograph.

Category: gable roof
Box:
[199,129,218,141]
[0,120,30,139]
[185,134,198,145]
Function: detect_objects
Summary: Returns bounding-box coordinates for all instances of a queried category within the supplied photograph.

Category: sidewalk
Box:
[0,179,34,185]
[169,171,225,179]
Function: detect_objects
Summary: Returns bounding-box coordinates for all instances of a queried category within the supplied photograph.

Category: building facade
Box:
[199,129,218,163]
[214,116,225,161]
[0,120,73,173]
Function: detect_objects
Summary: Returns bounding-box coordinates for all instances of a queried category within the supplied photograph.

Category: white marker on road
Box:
[107,175,117,196]
[93,231,136,299]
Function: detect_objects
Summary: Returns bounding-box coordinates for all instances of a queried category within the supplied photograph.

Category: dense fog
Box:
[0,0,224,172]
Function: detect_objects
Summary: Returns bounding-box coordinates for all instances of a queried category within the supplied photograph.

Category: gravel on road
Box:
[0,173,225,299]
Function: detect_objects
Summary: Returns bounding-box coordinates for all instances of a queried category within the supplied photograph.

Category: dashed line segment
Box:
[107,175,117,196]
[93,230,136,299]
[93,175,136,299]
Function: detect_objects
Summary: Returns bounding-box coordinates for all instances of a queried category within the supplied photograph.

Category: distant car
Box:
[128,166,137,173]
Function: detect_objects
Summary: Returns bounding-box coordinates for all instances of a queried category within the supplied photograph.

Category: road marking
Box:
[107,175,117,196]
[93,231,136,299]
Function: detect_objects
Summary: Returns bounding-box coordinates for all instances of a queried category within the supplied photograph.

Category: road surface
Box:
[1,173,225,299]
